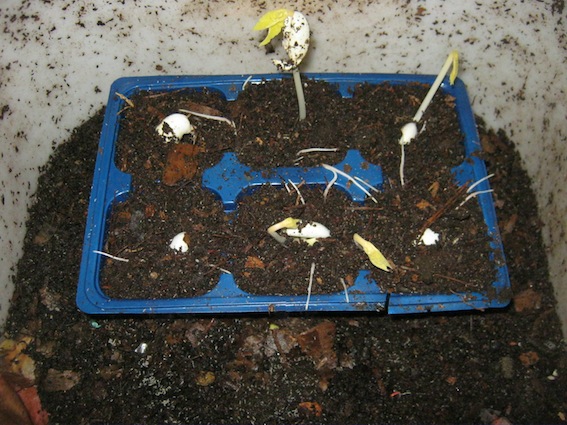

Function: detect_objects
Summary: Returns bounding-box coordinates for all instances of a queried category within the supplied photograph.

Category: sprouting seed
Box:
[268,217,330,246]
[398,50,459,186]
[353,233,393,272]
[156,113,194,143]
[267,217,300,245]
[253,9,310,120]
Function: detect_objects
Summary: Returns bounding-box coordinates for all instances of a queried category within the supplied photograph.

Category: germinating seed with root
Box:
[156,113,194,143]
[268,217,330,246]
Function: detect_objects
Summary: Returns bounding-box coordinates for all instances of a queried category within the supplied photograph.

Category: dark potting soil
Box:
[3,79,566,424]
[102,79,495,299]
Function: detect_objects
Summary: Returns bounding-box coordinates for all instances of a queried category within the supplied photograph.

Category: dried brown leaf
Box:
[297,321,337,371]
[162,144,202,186]
[43,369,80,392]
[245,256,265,269]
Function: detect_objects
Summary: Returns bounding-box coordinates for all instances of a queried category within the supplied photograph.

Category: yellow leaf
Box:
[353,233,392,272]
[258,23,285,46]
[253,9,292,30]
[253,9,293,46]
[449,50,459,85]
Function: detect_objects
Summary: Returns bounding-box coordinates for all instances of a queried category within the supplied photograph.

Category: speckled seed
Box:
[273,11,310,71]
[285,221,330,239]
[156,113,194,143]
[169,232,190,252]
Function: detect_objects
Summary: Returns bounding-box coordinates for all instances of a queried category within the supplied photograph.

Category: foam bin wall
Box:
[0,1,565,331]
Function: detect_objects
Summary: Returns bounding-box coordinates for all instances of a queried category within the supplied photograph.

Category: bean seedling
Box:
[399,50,459,186]
[254,9,310,120]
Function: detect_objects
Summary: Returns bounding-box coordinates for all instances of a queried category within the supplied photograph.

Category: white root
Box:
[322,164,378,203]
[93,250,129,262]
[178,108,235,128]
[288,179,305,204]
[305,262,316,311]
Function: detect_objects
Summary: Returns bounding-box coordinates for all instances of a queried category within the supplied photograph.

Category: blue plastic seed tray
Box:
[77,73,510,315]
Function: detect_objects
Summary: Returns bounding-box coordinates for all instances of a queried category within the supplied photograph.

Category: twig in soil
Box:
[115,92,135,115]
[93,250,129,262]
[434,273,473,286]
[348,206,383,211]
[305,262,316,311]
[321,164,378,203]
[340,278,350,303]
[115,92,135,108]
[399,265,477,289]
[449,290,486,312]
[288,179,305,204]
[418,184,469,235]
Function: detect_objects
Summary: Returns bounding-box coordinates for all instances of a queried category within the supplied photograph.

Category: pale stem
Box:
[412,50,459,124]
[400,143,406,186]
[305,262,316,311]
[292,68,307,120]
